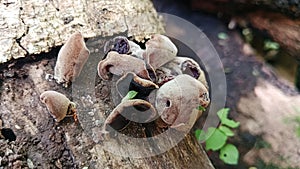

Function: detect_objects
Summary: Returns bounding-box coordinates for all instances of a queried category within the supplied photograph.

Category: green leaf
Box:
[195,129,206,141]
[195,129,201,140]
[217,108,230,120]
[197,105,206,111]
[222,119,240,128]
[205,128,227,151]
[218,32,228,40]
[219,144,239,165]
[224,67,232,74]
[219,125,235,137]
[264,40,280,50]
[217,108,240,128]
[122,90,138,102]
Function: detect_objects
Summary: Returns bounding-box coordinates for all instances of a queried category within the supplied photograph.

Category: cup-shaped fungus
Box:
[128,40,145,59]
[116,72,158,100]
[102,99,157,133]
[155,57,208,88]
[155,74,210,132]
[97,51,151,80]
[143,34,178,70]
[40,91,76,122]
[104,36,130,55]
[98,34,210,134]
[54,32,90,87]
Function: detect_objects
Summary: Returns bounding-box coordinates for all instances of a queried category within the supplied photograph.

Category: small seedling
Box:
[195,108,240,165]
[264,40,280,51]
[121,90,138,102]
[219,144,239,165]
[217,108,240,128]
[242,28,253,43]
[197,105,206,111]
[218,32,228,40]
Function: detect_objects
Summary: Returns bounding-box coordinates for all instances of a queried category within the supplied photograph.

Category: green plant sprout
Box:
[197,105,206,111]
[195,108,240,165]
[264,40,280,51]
[217,32,228,40]
[121,90,138,102]
[242,28,253,43]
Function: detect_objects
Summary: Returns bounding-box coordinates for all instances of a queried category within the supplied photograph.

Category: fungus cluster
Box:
[39,32,210,135]
[98,34,210,133]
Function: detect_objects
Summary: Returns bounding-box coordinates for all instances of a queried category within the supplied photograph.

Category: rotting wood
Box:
[0,0,215,168]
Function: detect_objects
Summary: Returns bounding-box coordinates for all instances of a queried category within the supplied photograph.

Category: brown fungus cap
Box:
[97,51,151,80]
[155,74,210,132]
[143,34,178,70]
[54,32,90,87]
[40,91,76,122]
[116,72,158,100]
[155,57,208,88]
[102,99,157,133]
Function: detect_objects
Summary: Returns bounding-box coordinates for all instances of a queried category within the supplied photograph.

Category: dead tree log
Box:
[0,0,214,168]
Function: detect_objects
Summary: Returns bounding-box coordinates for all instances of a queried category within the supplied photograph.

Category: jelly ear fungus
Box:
[97,51,151,80]
[54,32,90,87]
[40,91,77,122]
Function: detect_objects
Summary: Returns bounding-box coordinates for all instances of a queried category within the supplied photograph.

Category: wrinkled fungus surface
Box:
[40,91,76,122]
[54,32,90,87]
[97,35,210,134]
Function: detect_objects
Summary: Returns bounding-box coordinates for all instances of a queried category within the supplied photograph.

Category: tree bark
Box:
[0,0,214,168]
[0,0,164,63]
